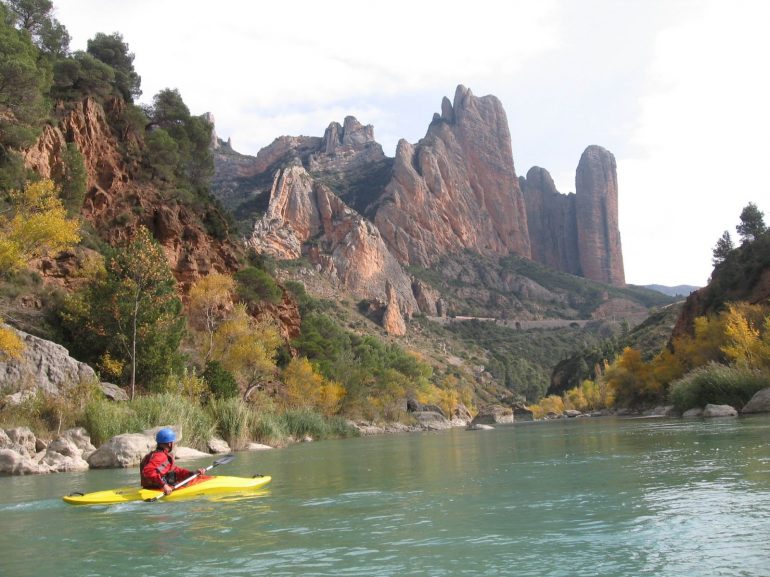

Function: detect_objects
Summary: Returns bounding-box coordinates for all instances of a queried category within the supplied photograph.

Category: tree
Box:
[210,303,281,393]
[86,32,141,102]
[4,0,70,57]
[736,202,766,243]
[0,179,80,358]
[60,226,184,398]
[188,272,235,363]
[51,51,115,102]
[0,4,49,151]
[0,179,80,272]
[712,230,734,266]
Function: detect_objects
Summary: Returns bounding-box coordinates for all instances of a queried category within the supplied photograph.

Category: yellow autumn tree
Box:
[188,272,235,363]
[604,347,662,406]
[210,303,281,393]
[721,303,763,370]
[282,356,346,416]
[0,179,81,271]
[0,179,81,359]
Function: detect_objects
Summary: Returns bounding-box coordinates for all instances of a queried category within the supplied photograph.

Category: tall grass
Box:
[74,393,357,449]
[208,397,254,450]
[82,393,215,449]
[668,363,770,412]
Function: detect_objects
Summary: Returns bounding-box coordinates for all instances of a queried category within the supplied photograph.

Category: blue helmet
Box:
[155,428,177,444]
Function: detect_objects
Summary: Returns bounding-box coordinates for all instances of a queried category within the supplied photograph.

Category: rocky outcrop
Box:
[521,167,580,276]
[382,281,407,336]
[374,85,530,266]
[575,146,625,286]
[742,388,770,414]
[0,325,96,397]
[248,164,418,317]
[24,97,242,292]
[520,147,626,287]
[470,405,514,425]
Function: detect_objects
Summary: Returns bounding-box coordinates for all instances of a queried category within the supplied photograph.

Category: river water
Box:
[1,416,770,577]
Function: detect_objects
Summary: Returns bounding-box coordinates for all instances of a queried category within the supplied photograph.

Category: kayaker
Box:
[140,428,207,494]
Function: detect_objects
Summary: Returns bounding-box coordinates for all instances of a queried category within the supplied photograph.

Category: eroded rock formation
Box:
[520,147,626,287]
[374,85,531,266]
[248,164,417,315]
[575,145,625,286]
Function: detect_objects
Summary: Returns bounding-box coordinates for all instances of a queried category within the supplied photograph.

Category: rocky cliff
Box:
[247,162,418,321]
[23,98,241,289]
[521,146,626,287]
[373,85,531,266]
[21,97,301,340]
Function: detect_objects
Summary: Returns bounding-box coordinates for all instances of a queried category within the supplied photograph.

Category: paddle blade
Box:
[213,454,236,467]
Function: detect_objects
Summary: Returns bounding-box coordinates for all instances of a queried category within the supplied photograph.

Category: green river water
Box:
[1,416,770,577]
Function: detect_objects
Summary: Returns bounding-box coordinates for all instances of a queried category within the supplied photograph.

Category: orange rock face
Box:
[22,97,301,338]
[374,85,531,266]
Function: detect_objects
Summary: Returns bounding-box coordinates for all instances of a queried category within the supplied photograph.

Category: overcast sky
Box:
[53,0,770,288]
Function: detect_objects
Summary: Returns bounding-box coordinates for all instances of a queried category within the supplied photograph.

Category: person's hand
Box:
[196,468,206,476]
[162,483,173,495]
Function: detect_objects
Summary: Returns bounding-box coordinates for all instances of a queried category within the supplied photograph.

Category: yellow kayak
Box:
[62,475,272,505]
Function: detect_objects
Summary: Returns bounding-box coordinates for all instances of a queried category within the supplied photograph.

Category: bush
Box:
[668,362,770,412]
[235,266,282,305]
[203,361,238,399]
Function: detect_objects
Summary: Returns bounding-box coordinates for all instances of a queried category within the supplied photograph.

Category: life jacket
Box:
[140,448,175,488]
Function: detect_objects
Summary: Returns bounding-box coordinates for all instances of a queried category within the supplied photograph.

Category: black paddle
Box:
[145,453,236,502]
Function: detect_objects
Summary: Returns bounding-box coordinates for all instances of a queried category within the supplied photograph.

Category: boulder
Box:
[414,411,452,430]
[100,382,129,401]
[512,404,534,421]
[471,405,514,425]
[4,427,36,457]
[174,446,211,461]
[0,325,96,397]
[208,437,231,454]
[683,407,703,417]
[742,387,770,414]
[564,409,582,418]
[59,427,96,458]
[40,437,90,472]
[0,448,50,475]
[246,442,274,451]
[87,433,154,468]
[703,404,738,418]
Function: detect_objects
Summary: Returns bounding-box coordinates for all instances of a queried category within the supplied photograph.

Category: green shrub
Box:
[235,266,282,305]
[668,362,770,412]
[203,361,238,399]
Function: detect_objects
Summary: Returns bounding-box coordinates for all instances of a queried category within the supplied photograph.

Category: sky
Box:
[53,0,770,288]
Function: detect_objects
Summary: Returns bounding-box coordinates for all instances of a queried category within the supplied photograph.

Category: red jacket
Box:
[140,447,193,489]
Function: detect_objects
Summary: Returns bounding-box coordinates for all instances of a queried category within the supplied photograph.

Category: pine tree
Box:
[712,230,734,266]
[736,202,766,243]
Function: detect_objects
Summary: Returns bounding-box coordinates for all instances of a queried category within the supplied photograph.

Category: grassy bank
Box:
[0,387,359,449]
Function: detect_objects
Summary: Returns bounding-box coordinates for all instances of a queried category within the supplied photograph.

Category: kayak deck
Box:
[62,475,271,505]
